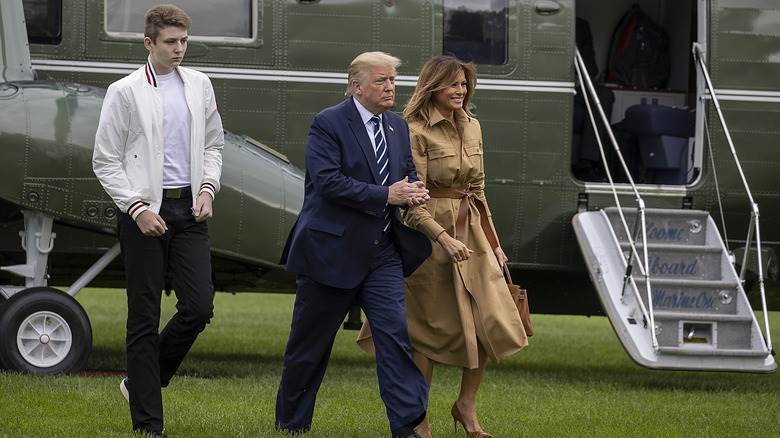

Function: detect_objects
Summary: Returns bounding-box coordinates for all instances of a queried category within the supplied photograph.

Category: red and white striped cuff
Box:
[199,182,216,199]
[127,201,149,220]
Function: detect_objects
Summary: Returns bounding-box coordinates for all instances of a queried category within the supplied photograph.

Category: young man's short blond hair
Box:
[345,51,401,97]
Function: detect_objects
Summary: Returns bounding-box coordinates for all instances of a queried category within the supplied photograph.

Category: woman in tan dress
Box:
[358,55,528,438]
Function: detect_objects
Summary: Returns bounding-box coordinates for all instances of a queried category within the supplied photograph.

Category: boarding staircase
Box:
[570,47,775,372]
[574,208,774,371]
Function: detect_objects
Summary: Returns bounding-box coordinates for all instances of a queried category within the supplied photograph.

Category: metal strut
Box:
[0,211,56,293]
[66,242,121,297]
[0,211,121,299]
[693,42,772,353]
[574,49,658,350]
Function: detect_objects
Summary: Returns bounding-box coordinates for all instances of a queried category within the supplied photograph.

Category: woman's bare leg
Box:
[454,346,488,433]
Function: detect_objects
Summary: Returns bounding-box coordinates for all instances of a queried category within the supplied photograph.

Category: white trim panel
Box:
[706,89,780,103]
[584,182,690,197]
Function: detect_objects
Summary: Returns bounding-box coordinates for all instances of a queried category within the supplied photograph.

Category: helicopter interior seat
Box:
[572,17,616,182]
[622,103,695,185]
[572,89,615,182]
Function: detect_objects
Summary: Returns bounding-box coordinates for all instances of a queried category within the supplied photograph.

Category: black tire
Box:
[0,287,92,374]
[0,298,7,371]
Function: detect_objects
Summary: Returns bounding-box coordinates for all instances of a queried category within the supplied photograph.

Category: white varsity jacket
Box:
[92,58,224,219]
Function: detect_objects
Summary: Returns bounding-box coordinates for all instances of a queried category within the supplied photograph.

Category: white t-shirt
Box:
[157,70,192,188]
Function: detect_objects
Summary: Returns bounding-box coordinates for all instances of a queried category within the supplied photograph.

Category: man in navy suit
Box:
[276,52,431,438]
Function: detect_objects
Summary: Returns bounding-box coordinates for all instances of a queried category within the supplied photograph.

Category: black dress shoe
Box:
[275,424,310,436]
[392,430,421,438]
[392,411,426,438]
[133,428,166,437]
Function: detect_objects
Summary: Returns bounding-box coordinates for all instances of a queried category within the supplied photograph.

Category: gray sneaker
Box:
[119,377,130,402]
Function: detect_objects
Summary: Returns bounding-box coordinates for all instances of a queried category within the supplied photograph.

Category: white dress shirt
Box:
[352,97,386,156]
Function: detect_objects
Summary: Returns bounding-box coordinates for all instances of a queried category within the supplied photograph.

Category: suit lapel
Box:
[345,100,381,184]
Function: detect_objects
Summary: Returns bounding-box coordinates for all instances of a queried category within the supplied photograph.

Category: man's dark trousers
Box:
[276,235,428,436]
[118,192,214,433]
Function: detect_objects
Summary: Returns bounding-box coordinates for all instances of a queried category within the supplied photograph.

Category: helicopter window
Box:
[443,0,508,65]
[22,0,62,45]
[105,0,255,40]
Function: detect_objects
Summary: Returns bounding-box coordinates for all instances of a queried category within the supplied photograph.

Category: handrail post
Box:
[752,203,772,351]
[692,42,772,353]
[692,43,757,206]
[637,198,657,349]
[574,50,658,350]
[739,217,755,282]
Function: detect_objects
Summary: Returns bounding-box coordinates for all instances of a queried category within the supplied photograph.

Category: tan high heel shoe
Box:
[451,403,494,438]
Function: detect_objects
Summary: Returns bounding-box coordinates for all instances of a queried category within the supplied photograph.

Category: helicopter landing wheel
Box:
[0,287,92,374]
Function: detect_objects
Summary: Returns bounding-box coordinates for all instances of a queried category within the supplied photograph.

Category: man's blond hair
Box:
[345,51,401,97]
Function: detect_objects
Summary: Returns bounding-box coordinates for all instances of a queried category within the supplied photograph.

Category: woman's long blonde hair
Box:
[403,55,477,124]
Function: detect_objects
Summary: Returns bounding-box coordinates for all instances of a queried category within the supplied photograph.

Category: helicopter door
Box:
[572,0,699,186]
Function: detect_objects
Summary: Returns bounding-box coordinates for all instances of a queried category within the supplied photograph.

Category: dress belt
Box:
[427,187,499,249]
[163,186,191,199]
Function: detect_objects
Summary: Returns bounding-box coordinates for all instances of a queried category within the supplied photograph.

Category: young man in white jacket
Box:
[92,5,223,436]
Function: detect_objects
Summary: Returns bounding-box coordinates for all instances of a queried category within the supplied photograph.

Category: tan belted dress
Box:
[357,107,527,369]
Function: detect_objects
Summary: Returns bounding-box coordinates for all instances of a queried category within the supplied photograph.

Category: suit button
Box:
[373,239,379,245]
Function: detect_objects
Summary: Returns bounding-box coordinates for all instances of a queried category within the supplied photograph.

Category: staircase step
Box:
[604,207,710,217]
[622,243,724,281]
[604,207,709,245]
[655,318,753,350]
[657,346,770,357]
[648,278,739,288]
[620,242,721,253]
[643,279,740,315]
[645,279,740,314]
[653,311,752,322]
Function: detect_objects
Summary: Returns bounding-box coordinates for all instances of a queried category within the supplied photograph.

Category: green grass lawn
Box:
[1,288,779,437]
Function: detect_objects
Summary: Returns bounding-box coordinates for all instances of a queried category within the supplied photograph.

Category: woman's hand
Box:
[436,232,473,263]
[493,246,508,267]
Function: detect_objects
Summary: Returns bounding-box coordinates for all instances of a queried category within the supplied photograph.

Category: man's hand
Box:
[436,231,473,263]
[388,177,429,206]
[192,192,213,222]
[135,211,167,237]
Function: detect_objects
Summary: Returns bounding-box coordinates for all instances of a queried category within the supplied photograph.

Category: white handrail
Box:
[692,42,772,352]
[574,50,658,350]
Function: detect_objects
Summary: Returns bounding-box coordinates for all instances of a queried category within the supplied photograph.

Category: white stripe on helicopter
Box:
[33,59,780,101]
[31,59,576,93]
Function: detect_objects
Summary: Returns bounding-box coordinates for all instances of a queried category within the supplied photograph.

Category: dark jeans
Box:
[276,239,428,437]
[118,197,214,434]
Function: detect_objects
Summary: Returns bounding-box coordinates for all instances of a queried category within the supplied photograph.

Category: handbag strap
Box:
[502,263,514,284]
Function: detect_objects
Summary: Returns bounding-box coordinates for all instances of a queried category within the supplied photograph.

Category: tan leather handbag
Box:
[503,264,534,337]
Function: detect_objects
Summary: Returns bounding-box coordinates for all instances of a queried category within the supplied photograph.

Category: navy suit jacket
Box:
[281,98,432,289]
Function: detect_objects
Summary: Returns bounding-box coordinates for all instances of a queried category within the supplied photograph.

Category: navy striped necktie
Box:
[371,116,391,232]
